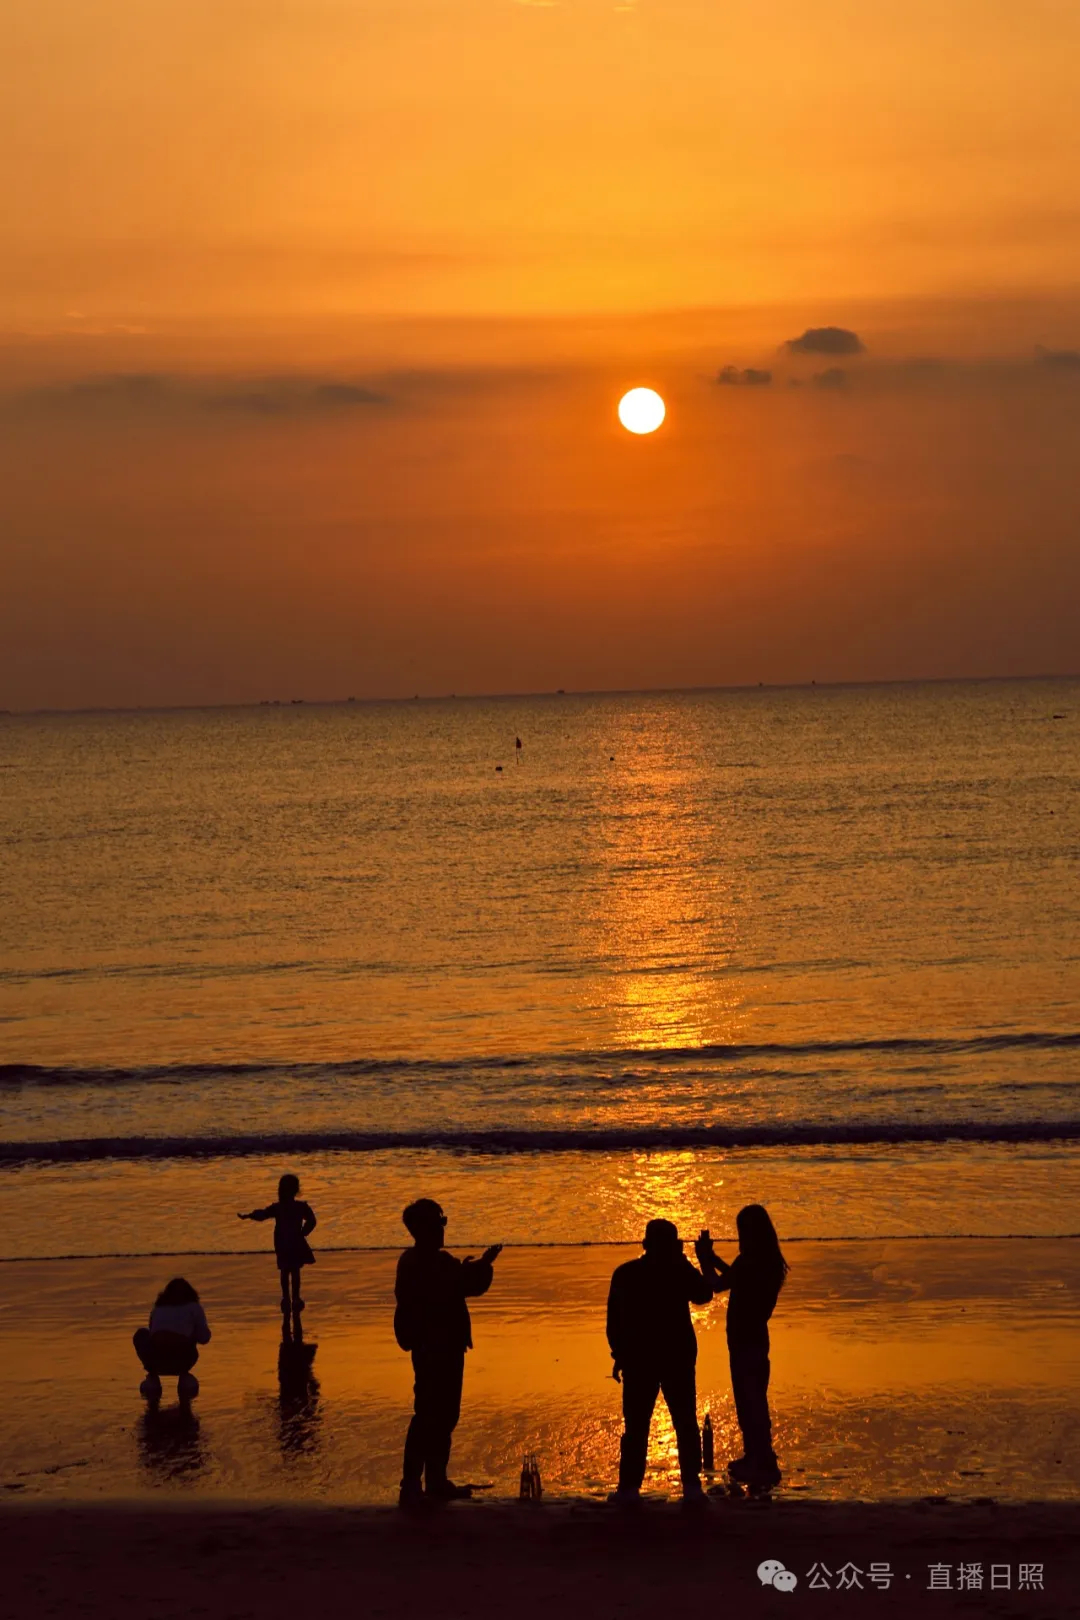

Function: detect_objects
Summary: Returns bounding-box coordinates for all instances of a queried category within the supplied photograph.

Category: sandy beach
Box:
[4,1241,1078,1616]
[4,1240,1079,1505]
[5,1499,1078,1619]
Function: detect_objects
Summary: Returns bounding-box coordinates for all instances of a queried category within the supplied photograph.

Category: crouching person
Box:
[134,1277,211,1403]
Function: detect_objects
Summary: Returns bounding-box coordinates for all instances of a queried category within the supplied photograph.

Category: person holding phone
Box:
[696,1206,787,1489]
[393,1197,502,1508]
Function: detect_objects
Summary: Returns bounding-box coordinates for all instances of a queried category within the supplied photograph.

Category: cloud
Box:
[786,326,865,356]
[717,365,772,387]
[1035,345,1080,370]
[209,377,389,414]
[9,372,391,418]
[811,367,849,389]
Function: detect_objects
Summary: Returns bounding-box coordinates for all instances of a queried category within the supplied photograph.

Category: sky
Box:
[2,0,1079,708]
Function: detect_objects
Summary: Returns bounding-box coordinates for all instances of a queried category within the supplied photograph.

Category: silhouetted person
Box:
[606,1218,715,1505]
[394,1198,501,1509]
[238,1172,317,1319]
[133,1277,211,1404]
[698,1204,788,1489]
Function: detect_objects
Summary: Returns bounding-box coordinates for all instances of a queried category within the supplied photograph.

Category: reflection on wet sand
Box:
[5,1243,1080,1504]
[138,1406,205,1484]
[277,1320,320,1461]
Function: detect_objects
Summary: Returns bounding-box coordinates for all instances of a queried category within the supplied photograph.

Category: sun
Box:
[618,387,666,435]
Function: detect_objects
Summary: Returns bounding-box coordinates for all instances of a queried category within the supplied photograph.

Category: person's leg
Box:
[423,1352,465,1492]
[134,1328,163,1398]
[729,1345,777,1476]
[177,1345,201,1401]
[136,1331,198,1376]
[280,1268,292,1313]
[729,1346,751,1457]
[291,1267,304,1309]
[618,1369,660,1493]
[660,1363,703,1494]
[401,1350,431,1492]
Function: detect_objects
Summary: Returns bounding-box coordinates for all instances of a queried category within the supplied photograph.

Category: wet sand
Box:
[4,1499,1079,1619]
[3,1240,1079,1504]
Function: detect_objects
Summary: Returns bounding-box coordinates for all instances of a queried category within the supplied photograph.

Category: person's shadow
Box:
[138,1404,205,1483]
[277,1314,320,1460]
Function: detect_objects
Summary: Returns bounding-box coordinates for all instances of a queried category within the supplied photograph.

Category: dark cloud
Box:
[64,373,171,404]
[717,365,772,387]
[208,377,389,414]
[786,326,865,356]
[1035,345,1080,370]
[9,372,391,417]
[811,367,849,390]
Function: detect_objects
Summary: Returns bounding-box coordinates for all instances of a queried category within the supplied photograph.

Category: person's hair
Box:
[155,1277,200,1307]
[735,1204,789,1287]
[403,1198,445,1239]
[642,1217,681,1254]
[278,1173,300,1201]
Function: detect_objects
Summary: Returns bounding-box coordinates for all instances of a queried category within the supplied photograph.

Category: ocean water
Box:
[2,680,1078,1257]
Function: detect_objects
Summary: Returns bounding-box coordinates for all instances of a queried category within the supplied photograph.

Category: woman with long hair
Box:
[696,1204,788,1489]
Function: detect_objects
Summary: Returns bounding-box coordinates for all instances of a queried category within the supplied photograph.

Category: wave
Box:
[4,1119,1080,1165]
[4,1030,1079,1088]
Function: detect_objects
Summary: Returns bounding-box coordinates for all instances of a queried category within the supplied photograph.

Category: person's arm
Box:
[300,1202,317,1237]
[237,1205,274,1221]
[606,1269,626,1380]
[393,1251,419,1349]
[394,1251,410,1303]
[460,1245,500,1297]
[192,1304,211,1344]
[682,1255,717,1306]
[706,1257,733,1295]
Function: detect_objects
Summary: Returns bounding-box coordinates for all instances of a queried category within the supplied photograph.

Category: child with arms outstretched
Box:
[239,1173,317,1317]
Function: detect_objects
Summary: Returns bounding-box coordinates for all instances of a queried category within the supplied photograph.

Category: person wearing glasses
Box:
[393,1198,502,1509]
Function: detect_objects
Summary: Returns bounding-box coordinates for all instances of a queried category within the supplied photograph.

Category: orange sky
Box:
[2,0,1079,706]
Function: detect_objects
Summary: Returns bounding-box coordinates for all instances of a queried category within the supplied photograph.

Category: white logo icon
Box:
[757,1560,798,1593]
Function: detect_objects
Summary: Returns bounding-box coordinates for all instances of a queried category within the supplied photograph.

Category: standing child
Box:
[696,1204,788,1489]
[239,1174,317,1317]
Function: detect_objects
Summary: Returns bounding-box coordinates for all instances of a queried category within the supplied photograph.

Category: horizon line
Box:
[1,669,1077,721]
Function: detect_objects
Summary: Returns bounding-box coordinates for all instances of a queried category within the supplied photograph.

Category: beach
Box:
[6,1499,1079,1620]
[5,1242,1079,1504]
[6,1242,1079,1617]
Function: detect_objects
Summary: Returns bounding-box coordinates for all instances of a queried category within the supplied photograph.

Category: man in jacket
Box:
[606,1217,715,1505]
[394,1198,501,1508]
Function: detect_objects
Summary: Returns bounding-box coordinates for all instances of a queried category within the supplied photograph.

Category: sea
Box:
[2,679,1078,1260]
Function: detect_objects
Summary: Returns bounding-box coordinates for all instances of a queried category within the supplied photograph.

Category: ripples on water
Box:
[1,680,1078,1251]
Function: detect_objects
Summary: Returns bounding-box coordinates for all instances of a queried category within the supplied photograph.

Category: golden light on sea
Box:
[617,387,666,435]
